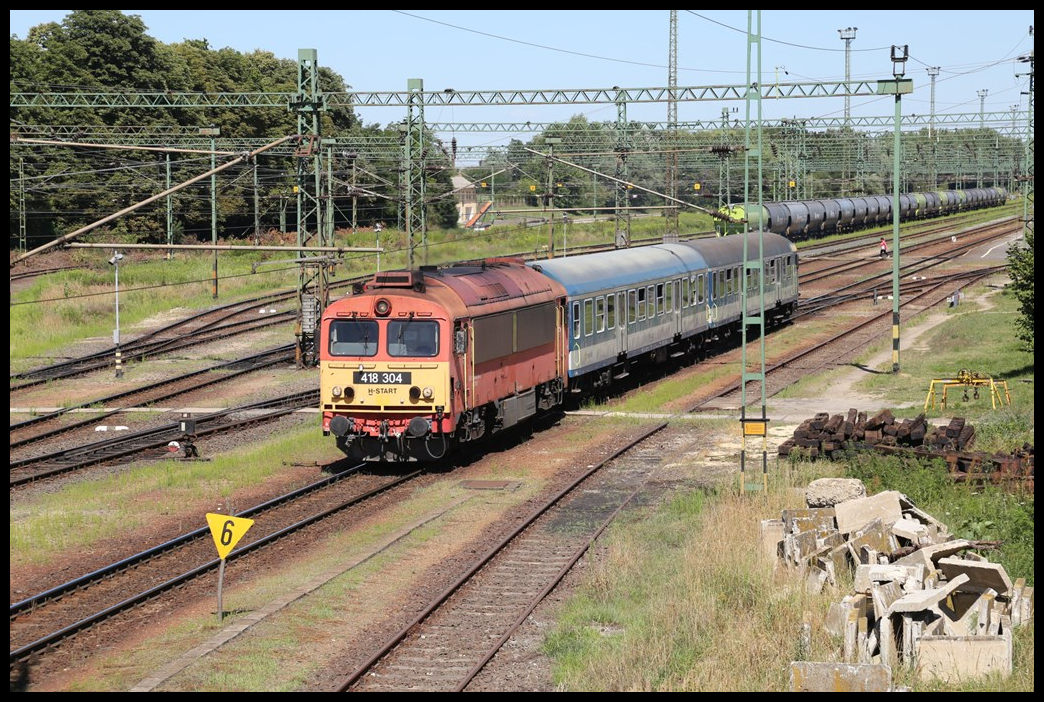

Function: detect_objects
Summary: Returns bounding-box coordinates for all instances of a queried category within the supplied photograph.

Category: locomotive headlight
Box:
[409,386,421,402]
[344,387,354,402]
[331,385,343,397]
[374,298,391,316]
[422,386,434,400]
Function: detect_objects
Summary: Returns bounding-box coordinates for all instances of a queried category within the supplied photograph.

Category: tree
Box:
[1005,226,1034,348]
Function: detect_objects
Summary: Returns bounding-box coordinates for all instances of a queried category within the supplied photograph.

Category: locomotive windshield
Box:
[329,319,379,357]
[388,319,439,357]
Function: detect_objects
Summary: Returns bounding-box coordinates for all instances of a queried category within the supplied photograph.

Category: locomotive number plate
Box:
[353,371,412,384]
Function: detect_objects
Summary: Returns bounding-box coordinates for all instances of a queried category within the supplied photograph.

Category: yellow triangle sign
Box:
[206,512,255,560]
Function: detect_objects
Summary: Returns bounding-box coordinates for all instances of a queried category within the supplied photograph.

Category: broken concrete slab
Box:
[805,477,867,508]
[916,635,1012,683]
[937,556,1012,596]
[870,581,904,619]
[789,662,892,691]
[892,539,972,569]
[854,563,926,594]
[891,517,931,545]
[782,508,837,537]
[834,490,903,535]
[825,594,868,638]
[887,573,970,616]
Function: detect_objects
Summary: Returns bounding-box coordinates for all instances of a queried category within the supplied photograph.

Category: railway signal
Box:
[205,512,255,621]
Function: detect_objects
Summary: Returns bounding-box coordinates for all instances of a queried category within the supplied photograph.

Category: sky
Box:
[9,10,1035,162]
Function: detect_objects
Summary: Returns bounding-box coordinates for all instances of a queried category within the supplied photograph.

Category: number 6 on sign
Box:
[206,513,255,560]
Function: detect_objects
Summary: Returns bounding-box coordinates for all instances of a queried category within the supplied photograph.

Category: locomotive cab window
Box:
[329,319,379,357]
[387,319,439,357]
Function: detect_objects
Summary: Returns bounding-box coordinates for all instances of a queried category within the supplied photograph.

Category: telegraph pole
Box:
[839,27,857,196]
[927,67,940,187]
[977,89,989,187]
[665,10,679,242]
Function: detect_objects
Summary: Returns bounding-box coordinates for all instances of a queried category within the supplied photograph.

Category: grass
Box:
[9,422,334,568]
[847,282,1034,448]
[10,251,301,365]
[544,270,1033,692]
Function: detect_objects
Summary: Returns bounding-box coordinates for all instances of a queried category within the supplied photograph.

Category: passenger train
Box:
[715,187,1008,239]
[319,232,798,462]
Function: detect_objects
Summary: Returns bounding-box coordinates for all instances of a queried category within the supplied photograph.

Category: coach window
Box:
[572,301,581,339]
[595,296,606,332]
[629,289,638,324]
[606,294,615,330]
[697,274,705,304]
[329,319,379,357]
[682,277,690,308]
[716,270,724,300]
[656,283,665,316]
[584,298,595,336]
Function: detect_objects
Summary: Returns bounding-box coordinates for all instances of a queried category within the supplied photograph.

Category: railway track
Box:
[338,422,669,692]
[10,389,317,487]
[10,465,422,666]
[10,344,295,449]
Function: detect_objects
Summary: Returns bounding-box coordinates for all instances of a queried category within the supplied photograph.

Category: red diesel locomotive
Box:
[319,259,567,461]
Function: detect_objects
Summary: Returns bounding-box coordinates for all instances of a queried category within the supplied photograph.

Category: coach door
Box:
[672,278,682,336]
[614,290,627,356]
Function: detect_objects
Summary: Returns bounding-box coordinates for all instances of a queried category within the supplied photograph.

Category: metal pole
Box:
[211,130,218,299]
[111,250,124,378]
[253,161,260,245]
[350,155,358,236]
[888,46,909,374]
[893,89,902,373]
[978,89,988,187]
[928,67,939,188]
[544,138,561,258]
[18,157,26,252]
[166,152,173,259]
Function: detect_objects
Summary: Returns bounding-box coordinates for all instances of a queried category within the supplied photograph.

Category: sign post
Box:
[205,512,255,622]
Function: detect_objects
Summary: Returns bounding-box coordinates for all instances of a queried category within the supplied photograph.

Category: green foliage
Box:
[1005,227,1034,348]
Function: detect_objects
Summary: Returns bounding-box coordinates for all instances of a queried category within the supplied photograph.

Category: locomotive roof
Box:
[419,258,562,309]
[527,244,706,297]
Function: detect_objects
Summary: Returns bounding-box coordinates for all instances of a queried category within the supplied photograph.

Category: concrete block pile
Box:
[764,478,1034,690]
